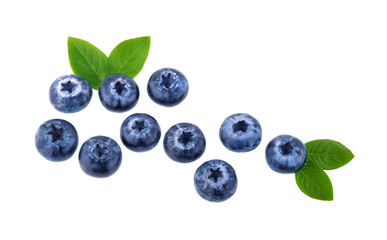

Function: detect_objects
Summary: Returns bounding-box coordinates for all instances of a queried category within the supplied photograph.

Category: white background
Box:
[0,0,386,239]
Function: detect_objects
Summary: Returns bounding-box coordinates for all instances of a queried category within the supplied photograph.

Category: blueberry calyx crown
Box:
[208,167,222,183]
[178,131,194,146]
[47,124,64,142]
[279,141,295,155]
[160,72,176,90]
[131,120,146,132]
[232,120,248,133]
[61,81,76,93]
[114,81,127,95]
[93,144,108,159]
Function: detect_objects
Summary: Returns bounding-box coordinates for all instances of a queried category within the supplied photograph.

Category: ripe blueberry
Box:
[147,68,189,107]
[99,74,139,112]
[120,113,161,152]
[194,159,238,202]
[35,119,78,161]
[219,113,262,152]
[163,123,206,163]
[265,135,306,174]
[49,74,92,113]
[79,136,122,178]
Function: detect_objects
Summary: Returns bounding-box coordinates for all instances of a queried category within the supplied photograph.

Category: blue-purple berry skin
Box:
[194,159,238,202]
[163,123,206,163]
[49,74,92,113]
[35,119,78,161]
[147,68,189,107]
[219,113,262,152]
[79,136,122,178]
[120,113,161,152]
[265,135,306,174]
[99,74,139,113]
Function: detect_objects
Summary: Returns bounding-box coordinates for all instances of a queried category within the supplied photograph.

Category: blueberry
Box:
[98,74,139,112]
[147,68,189,107]
[49,74,92,113]
[219,113,262,152]
[163,123,206,163]
[194,159,238,202]
[78,136,122,178]
[35,119,78,161]
[265,135,306,174]
[120,113,161,152]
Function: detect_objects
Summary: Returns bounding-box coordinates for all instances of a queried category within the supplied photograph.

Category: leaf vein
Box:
[299,169,329,198]
[72,43,103,82]
[307,153,343,157]
[117,47,141,73]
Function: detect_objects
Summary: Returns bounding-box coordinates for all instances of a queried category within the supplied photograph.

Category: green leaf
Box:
[295,165,333,201]
[68,37,108,89]
[107,36,150,77]
[305,139,354,170]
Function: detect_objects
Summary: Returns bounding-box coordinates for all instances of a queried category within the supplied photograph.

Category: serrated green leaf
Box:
[107,36,150,77]
[305,139,354,170]
[295,165,333,201]
[68,37,108,89]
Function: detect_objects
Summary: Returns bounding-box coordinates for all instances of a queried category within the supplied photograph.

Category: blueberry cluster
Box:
[36,67,307,203]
